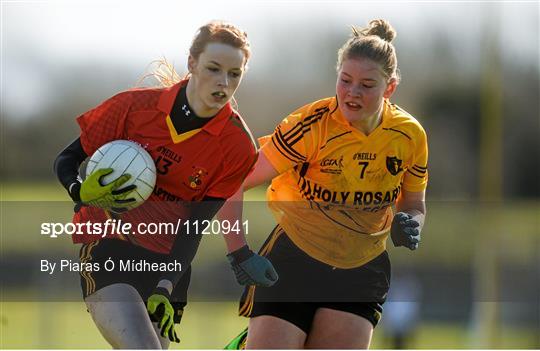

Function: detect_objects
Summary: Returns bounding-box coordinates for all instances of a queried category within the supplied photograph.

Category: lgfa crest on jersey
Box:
[386,156,403,176]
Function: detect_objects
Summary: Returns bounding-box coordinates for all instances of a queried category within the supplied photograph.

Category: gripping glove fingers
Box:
[394,212,412,222]
[402,218,420,228]
[167,325,180,343]
[105,173,131,191]
[111,183,137,196]
[147,288,179,343]
[391,212,421,250]
[159,313,179,343]
[80,168,137,208]
[403,226,420,238]
[227,245,278,287]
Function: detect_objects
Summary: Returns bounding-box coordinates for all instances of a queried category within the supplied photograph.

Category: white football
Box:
[85,140,156,210]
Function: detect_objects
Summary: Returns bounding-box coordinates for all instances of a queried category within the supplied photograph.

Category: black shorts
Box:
[239,226,391,333]
[79,238,190,323]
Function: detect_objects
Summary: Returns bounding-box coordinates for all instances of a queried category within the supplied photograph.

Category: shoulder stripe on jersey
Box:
[407,169,425,178]
[383,127,411,140]
[282,107,328,141]
[413,164,427,170]
[320,131,352,150]
[286,114,325,147]
[270,106,328,162]
[271,138,301,163]
[412,165,427,174]
[272,133,306,163]
[275,127,307,160]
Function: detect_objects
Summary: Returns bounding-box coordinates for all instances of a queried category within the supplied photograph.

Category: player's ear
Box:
[187,55,197,74]
[383,78,398,99]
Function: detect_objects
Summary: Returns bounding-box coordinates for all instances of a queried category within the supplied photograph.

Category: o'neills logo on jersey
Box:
[185,166,208,190]
[386,156,403,175]
[353,152,377,161]
[320,156,344,174]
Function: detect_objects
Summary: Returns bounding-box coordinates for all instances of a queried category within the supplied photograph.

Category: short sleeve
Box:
[259,106,318,174]
[402,125,429,192]
[76,92,131,156]
[205,137,258,199]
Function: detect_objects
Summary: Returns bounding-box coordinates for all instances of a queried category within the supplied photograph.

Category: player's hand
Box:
[227,245,278,287]
[79,168,137,211]
[390,212,421,250]
[147,287,180,343]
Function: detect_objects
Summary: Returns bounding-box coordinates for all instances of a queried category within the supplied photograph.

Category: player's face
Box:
[188,42,246,117]
[336,58,396,125]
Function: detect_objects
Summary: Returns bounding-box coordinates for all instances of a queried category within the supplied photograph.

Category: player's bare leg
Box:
[246,315,306,349]
[85,283,162,349]
[304,308,373,349]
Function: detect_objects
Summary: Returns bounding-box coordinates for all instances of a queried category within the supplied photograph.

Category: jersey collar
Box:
[158,79,233,136]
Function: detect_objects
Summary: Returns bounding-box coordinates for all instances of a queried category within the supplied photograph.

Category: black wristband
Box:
[227,245,254,264]
[68,182,82,202]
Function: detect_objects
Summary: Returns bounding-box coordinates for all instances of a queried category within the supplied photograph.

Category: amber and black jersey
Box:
[259,96,428,268]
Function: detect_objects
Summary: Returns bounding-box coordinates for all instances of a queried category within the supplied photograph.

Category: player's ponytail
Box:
[338,19,400,83]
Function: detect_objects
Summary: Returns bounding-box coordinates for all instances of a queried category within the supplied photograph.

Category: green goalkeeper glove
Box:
[147,287,180,343]
[79,168,136,211]
[227,245,278,287]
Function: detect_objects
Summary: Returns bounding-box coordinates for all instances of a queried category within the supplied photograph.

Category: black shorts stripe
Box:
[239,226,284,316]
[80,240,99,296]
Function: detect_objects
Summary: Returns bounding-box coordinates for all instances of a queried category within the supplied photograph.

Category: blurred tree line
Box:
[1,30,538,199]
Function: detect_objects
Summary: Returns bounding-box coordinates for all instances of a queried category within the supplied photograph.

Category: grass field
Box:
[1,182,539,348]
[1,301,538,349]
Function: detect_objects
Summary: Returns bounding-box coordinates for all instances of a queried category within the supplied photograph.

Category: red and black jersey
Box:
[73,80,258,253]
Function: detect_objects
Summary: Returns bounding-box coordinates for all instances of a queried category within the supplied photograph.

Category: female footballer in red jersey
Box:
[223,19,428,349]
[54,21,277,349]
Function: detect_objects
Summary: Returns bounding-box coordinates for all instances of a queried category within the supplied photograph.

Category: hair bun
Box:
[362,19,396,42]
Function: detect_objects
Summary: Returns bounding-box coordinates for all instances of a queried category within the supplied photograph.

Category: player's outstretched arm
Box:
[218,153,280,287]
[148,197,225,343]
[391,189,426,250]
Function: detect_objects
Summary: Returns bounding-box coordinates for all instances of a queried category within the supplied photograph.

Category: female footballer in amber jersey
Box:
[222,19,428,349]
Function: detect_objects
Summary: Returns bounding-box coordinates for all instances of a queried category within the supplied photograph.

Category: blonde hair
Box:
[337,19,400,83]
[141,21,250,88]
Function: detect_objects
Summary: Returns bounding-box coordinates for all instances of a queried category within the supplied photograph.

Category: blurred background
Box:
[1,0,538,349]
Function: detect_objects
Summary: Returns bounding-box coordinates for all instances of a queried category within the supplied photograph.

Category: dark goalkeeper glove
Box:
[390,212,421,250]
[227,245,278,287]
[147,287,180,343]
[79,168,137,212]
